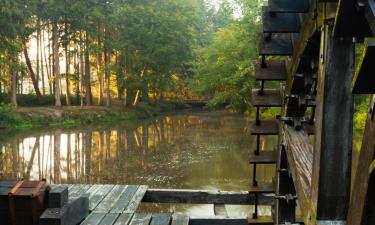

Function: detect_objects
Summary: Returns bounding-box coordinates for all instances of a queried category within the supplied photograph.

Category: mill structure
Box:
[249,0,375,225]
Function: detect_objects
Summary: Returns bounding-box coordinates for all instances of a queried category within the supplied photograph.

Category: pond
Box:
[0,111,277,217]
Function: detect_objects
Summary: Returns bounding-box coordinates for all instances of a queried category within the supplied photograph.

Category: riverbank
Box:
[0,102,192,131]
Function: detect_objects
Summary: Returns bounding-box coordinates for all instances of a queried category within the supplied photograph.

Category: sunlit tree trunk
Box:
[80,32,85,106]
[42,27,52,95]
[65,21,71,106]
[97,25,104,105]
[39,22,45,96]
[10,63,17,107]
[52,22,62,107]
[104,47,111,107]
[23,42,42,101]
[85,32,92,106]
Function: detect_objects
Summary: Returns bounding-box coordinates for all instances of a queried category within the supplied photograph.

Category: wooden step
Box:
[249,151,277,164]
[334,0,372,38]
[249,183,275,194]
[251,89,282,107]
[262,7,300,33]
[258,33,293,56]
[267,0,309,13]
[251,120,279,135]
[255,60,287,81]
[352,40,375,94]
[247,216,274,225]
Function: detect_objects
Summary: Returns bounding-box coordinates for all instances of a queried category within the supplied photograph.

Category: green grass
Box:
[0,101,192,132]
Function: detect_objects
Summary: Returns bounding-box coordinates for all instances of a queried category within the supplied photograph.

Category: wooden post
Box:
[311,23,354,223]
[347,95,375,225]
[276,144,296,224]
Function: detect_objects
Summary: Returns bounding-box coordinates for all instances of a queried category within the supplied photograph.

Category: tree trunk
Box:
[80,32,85,106]
[133,66,146,106]
[85,33,92,106]
[40,24,45,95]
[104,47,111,107]
[52,22,62,107]
[43,27,52,95]
[10,64,17,107]
[65,21,71,106]
[23,42,42,101]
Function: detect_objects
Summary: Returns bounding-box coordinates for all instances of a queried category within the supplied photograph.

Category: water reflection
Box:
[0,111,276,216]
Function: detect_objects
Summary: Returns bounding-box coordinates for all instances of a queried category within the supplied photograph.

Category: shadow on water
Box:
[0,111,277,216]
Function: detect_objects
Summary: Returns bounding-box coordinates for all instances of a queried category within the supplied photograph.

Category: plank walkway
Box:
[50,184,275,225]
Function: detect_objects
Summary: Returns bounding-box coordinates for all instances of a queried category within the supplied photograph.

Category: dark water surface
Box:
[0,111,276,216]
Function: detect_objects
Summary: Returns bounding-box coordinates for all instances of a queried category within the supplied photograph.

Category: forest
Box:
[0,0,261,109]
[0,0,369,131]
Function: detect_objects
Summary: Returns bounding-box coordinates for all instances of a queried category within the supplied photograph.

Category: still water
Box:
[0,111,276,216]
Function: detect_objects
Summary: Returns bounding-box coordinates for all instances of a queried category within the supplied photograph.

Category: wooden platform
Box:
[255,60,287,81]
[251,89,282,107]
[267,0,309,13]
[251,120,279,135]
[47,184,275,225]
[258,33,293,56]
[262,7,300,33]
[249,151,277,164]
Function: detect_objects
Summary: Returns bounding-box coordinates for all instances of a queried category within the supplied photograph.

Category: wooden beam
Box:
[283,124,313,221]
[311,23,354,223]
[267,0,309,13]
[347,95,375,225]
[142,189,273,205]
[352,40,375,94]
[333,0,372,38]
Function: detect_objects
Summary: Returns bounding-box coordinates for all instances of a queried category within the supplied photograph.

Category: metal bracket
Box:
[278,116,309,131]
[275,194,298,204]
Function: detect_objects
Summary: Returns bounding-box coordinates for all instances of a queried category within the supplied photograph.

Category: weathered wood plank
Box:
[150,213,171,225]
[213,204,228,218]
[311,24,354,223]
[111,185,139,213]
[99,213,120,225]
[95,185,127,213]
[142,189,273,205]
[255,60,287,81]
[263,7,301,33]
[129,213,152,225]
[268,0,309,13]
[283,124,313,218]
[258,33,293,56]
[171,214,189,225]
[249,183,275,194]
[189,217,248,225]
[113,214,133,225]
[124,185,148,213]
[80,213,106,225]
[249,151,277,164]
[89,185,115,211]
[251,120,279,135]
[71,184,92,198]
[251,89,282,107]
[347,96,375,225]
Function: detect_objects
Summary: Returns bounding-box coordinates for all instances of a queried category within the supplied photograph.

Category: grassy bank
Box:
[0,101,191,131]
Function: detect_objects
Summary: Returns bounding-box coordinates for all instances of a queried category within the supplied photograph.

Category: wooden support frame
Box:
[311,23,354,224]
[347,95,375,225]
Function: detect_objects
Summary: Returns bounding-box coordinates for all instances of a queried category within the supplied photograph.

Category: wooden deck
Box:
[49,184,274,225]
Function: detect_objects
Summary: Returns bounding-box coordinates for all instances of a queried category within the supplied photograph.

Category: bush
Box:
[0,104,21,128]
[0,93,80,106]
